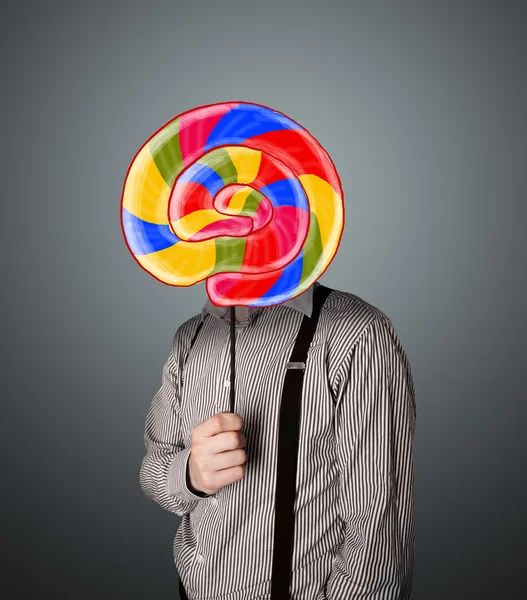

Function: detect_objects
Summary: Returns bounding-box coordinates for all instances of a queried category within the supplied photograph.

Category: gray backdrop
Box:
[2,0,526,598]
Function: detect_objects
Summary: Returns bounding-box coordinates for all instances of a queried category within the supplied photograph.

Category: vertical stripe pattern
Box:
[139,282,416,599]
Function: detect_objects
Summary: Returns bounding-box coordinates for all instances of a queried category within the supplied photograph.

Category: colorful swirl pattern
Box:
[121,101,344,307]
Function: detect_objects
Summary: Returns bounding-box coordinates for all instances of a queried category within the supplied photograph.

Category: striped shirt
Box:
[139,281,416,599]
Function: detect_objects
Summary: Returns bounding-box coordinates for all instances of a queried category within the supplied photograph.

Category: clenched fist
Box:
[187,411,247,496]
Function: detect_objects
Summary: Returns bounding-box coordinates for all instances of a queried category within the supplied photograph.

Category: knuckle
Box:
[213,414,223,431]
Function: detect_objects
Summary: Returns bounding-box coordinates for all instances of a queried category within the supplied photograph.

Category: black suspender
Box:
[270,283,333,600]
[180,318,206,388]
[187,317,205,356]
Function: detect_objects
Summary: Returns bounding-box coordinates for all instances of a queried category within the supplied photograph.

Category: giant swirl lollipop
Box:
[120,101,344,308]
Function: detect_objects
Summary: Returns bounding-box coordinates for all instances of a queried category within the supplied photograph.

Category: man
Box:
[139,280,416,599]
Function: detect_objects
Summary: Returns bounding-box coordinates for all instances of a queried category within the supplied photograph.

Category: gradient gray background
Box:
[2,0,526,598]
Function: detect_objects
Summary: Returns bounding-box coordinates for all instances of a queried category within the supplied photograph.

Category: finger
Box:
[214,464,245,489]
[199,412,243,439]
[211,447,247,471]
[207,430,245,455]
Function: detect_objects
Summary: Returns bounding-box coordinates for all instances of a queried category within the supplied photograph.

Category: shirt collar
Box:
[200,281,320,322]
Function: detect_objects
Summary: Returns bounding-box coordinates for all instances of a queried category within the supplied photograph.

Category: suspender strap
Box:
[270,284,333,600]
[187,318,205,356]
[182,314,206,373]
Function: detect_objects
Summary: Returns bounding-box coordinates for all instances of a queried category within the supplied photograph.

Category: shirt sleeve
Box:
[139,327,213,517]
[324,316,417,599]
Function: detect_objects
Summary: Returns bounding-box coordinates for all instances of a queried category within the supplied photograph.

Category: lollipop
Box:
[121,101,344,307]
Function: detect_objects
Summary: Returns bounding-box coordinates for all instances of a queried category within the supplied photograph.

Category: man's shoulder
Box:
[323,285,394,344]
[170,313,203,352]
[325,286,389,320]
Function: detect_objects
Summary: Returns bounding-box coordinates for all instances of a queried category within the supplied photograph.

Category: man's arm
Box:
[139,327,211,517]
[324,316,416,599]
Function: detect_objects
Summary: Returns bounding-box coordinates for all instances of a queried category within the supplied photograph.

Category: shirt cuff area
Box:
[166,446,214,502]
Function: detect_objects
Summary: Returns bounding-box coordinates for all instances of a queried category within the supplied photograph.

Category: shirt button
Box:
[196,554,205,564]
[223,379,230,387]
[211,497,218,506]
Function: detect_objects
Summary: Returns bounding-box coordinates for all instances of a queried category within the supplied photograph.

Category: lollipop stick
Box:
[230,306,235,414]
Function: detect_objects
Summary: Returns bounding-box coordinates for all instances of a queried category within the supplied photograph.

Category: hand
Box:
[188,411,247,496]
